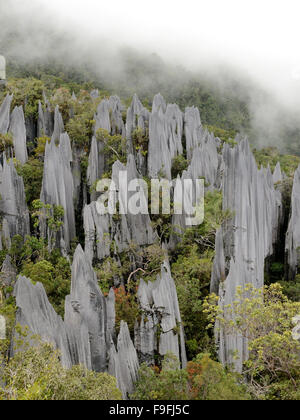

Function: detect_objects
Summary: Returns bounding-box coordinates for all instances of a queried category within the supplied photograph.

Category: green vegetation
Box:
[0,62,300,400]
[253,146,300,178]
[15,159,44,207]
[171,154,189,178]
[204,283,300,400]
[204,124,237,146]
[1,77,45,119]
[0,132,13,153]
[0,337,121,400]
[131,353,189,400]
[66,91,98,148]
[132,126,149,156]
[131,352,249,400]
[96,128,127,170]
[1,235,71,317]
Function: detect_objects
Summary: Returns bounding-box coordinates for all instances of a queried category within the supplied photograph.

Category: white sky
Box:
[27,0,300,105]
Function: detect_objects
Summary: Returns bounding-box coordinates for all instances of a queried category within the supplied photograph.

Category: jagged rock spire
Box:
[135,258,187,367]
[51,105,64,143]
[0,94,13,134]
[184,106,202,160]
[12,245,139,398]
[37,97,53,138]
[40,134,75,251]
[84,154,154,263]
[13,275,72,368]
[0,157,30,243]
[285,165,300,279]
[9,106,28,164]
[211,138,282,371]
[148,94,183,180]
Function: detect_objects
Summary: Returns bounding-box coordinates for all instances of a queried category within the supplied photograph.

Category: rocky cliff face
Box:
[13,245,139,399]
[0,90,297,392]
[211,140,283,371]
[40,133,76,252]
[0,157,30,249]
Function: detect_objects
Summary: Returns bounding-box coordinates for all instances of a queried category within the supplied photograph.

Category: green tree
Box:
[204,283,300,400]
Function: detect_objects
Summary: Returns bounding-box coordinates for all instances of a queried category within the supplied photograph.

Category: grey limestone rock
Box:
[108,321,139,399]
[211,139,282,371]
[126,94,150,156]
[64,245,111,372]
[0,255,16,290]
[135,258,187,367]
[13,276,72,368]
[40,134,76,251]
[184,106,202,160]
[94,99,111,134]
[285,166,300,279]
[0,315,5,340]
[87,136,104,201]
[0,94,13,134]
[148,94,183,180]
[12,245,139,398]
[37,98,53,138]
[9,106,28,164]
[51,105,64,143]
[84,154,154,262]
[0,157,30,242]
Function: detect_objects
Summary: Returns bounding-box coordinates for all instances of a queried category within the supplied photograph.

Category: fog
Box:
[1,0,300,149]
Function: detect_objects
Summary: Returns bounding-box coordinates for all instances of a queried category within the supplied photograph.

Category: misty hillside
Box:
[0,55,300,401]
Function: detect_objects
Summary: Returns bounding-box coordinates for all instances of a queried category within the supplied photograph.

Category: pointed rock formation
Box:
[9,106,28,164]
[0,255,16,290]
[84,155,154,262]
[64,245,111,372]
[0,315,5,340]
[108,96,125,136]
[148,94,183,180]
[135,259,187,367]
[37,98,53,138]
[211,139,282,371]
[87,136,104,201]
[285,166,300,279]
[94,99,111,133]
[0,94,13,134]
[13,276,72,368]
[126,94,150,156]
[0,157,30,243]
[273,162,283,184]
[12,245,139,398]
[51,105,64,143]
[109,321,139,399]
[184,106,202,160]
[40,134,75,251]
